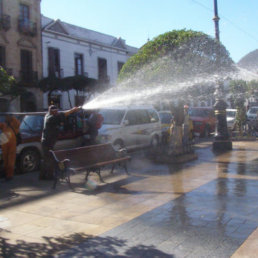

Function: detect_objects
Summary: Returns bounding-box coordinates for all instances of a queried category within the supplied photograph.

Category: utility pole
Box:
[213,0,220,41]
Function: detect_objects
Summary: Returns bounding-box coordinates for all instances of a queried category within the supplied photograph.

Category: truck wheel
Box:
[19,149,40,173]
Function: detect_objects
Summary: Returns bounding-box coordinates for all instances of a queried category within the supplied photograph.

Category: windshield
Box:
[159,112,173,124]
[99,109,125,125]
[20,115,44,132]
[189,108,211,117]
[226,111,236,118]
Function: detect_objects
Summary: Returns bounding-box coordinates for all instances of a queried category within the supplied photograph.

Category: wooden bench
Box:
[52,143,131,185]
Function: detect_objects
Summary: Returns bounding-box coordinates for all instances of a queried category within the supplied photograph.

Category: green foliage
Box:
[0,66,26,98]
[118,29,234,84]
[38,75,61,93]
[0,66,16,95]
[39,75,97,93]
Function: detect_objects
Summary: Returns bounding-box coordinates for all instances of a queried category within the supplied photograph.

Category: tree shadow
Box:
[0,232,173,258]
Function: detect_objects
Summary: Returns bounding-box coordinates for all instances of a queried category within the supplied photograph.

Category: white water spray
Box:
[83,58,258,111]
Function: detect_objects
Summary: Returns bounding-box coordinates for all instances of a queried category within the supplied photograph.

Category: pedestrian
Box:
[39,105,80,180]
[0,114,20,181]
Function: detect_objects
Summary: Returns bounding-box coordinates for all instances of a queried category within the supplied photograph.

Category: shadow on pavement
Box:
[0,232,173,258]
[0,174,148,210]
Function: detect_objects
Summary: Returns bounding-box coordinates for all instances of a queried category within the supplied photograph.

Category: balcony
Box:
[48,68,64,79]
[0,14,11,31]
[18,18,37,36]
[99,75,110,84]
[20,70,38,86]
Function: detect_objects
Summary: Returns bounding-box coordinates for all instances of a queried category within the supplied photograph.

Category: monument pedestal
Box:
[213,140,232,151]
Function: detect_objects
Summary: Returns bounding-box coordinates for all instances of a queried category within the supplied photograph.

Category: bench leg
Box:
[123,162,129,175]
[52,178,58,190]
[66,175,74,191]
[85,170,91,182]
[110,164,115,174]
[96,168,104,183]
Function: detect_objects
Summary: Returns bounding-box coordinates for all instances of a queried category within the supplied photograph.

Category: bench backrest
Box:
[53,143,117,168]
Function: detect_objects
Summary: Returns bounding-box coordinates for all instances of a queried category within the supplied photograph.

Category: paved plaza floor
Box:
[0,140,258,257]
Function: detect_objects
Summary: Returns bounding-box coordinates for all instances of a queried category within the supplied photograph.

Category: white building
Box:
[41,15,138,110]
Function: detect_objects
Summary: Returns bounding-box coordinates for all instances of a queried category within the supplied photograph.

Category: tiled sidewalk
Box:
[0,141,258,257]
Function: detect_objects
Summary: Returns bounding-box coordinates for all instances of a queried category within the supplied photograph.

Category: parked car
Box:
[0,112,87,174]
[226,109,237,130]
[189,107,216,137]
[158,111,173,144]
[247,106,258,121]
[97,106,162,150]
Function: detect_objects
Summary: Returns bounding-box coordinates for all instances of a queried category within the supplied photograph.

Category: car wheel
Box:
[113,140,124,151]
[19,149,40,173]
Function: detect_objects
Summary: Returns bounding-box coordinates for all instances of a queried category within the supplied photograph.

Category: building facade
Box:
[0,0,43,111]
[41,16,138,110]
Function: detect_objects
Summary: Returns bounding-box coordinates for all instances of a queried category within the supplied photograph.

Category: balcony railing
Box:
[0,14,11,31]
[48,68,64,78]
[18,18,37,36]
[99,75,110,84]
[20,70,38,86]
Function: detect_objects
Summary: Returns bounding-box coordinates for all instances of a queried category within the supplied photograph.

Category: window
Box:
[159,112,173,124]
[0,46,5,67]
[20,49,33,82]
[117,61,124,74]
[125,110,137,125]
[125,109,151,125]
[74,53,83,75]
[20,115,44,132]
[48,47,60,77]
[99,109,125,125]
[148,109,159,123]
[135,110,150,124]
[98,58,107,81]
[20,4,29,25]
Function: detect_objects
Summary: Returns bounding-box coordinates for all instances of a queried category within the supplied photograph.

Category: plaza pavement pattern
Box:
[0,140,258,257]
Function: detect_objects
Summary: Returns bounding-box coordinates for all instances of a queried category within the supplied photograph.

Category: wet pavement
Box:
[0,140,258,257]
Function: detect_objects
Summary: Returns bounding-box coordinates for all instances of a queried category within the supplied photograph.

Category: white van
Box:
[97,106,162,150]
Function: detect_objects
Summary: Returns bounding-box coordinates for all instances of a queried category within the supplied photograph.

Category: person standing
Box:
[39,105,80,180]
[0,115,20,181]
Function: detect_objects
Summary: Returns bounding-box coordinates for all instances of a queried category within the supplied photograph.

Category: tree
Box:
[38,75,61,97]
[39,75,98,108]
[118,29,235,87]
[0,66,25,100]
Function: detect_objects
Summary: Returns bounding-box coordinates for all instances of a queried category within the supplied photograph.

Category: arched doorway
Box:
[20,91,37,112]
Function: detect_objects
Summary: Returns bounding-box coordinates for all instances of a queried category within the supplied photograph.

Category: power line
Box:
[191,0,258,43]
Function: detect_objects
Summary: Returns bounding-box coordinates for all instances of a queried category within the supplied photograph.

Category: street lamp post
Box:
[213,0,220,41]
[213,83,232,151]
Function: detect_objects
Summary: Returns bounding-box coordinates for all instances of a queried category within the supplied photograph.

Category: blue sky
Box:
[41,0,258,63]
